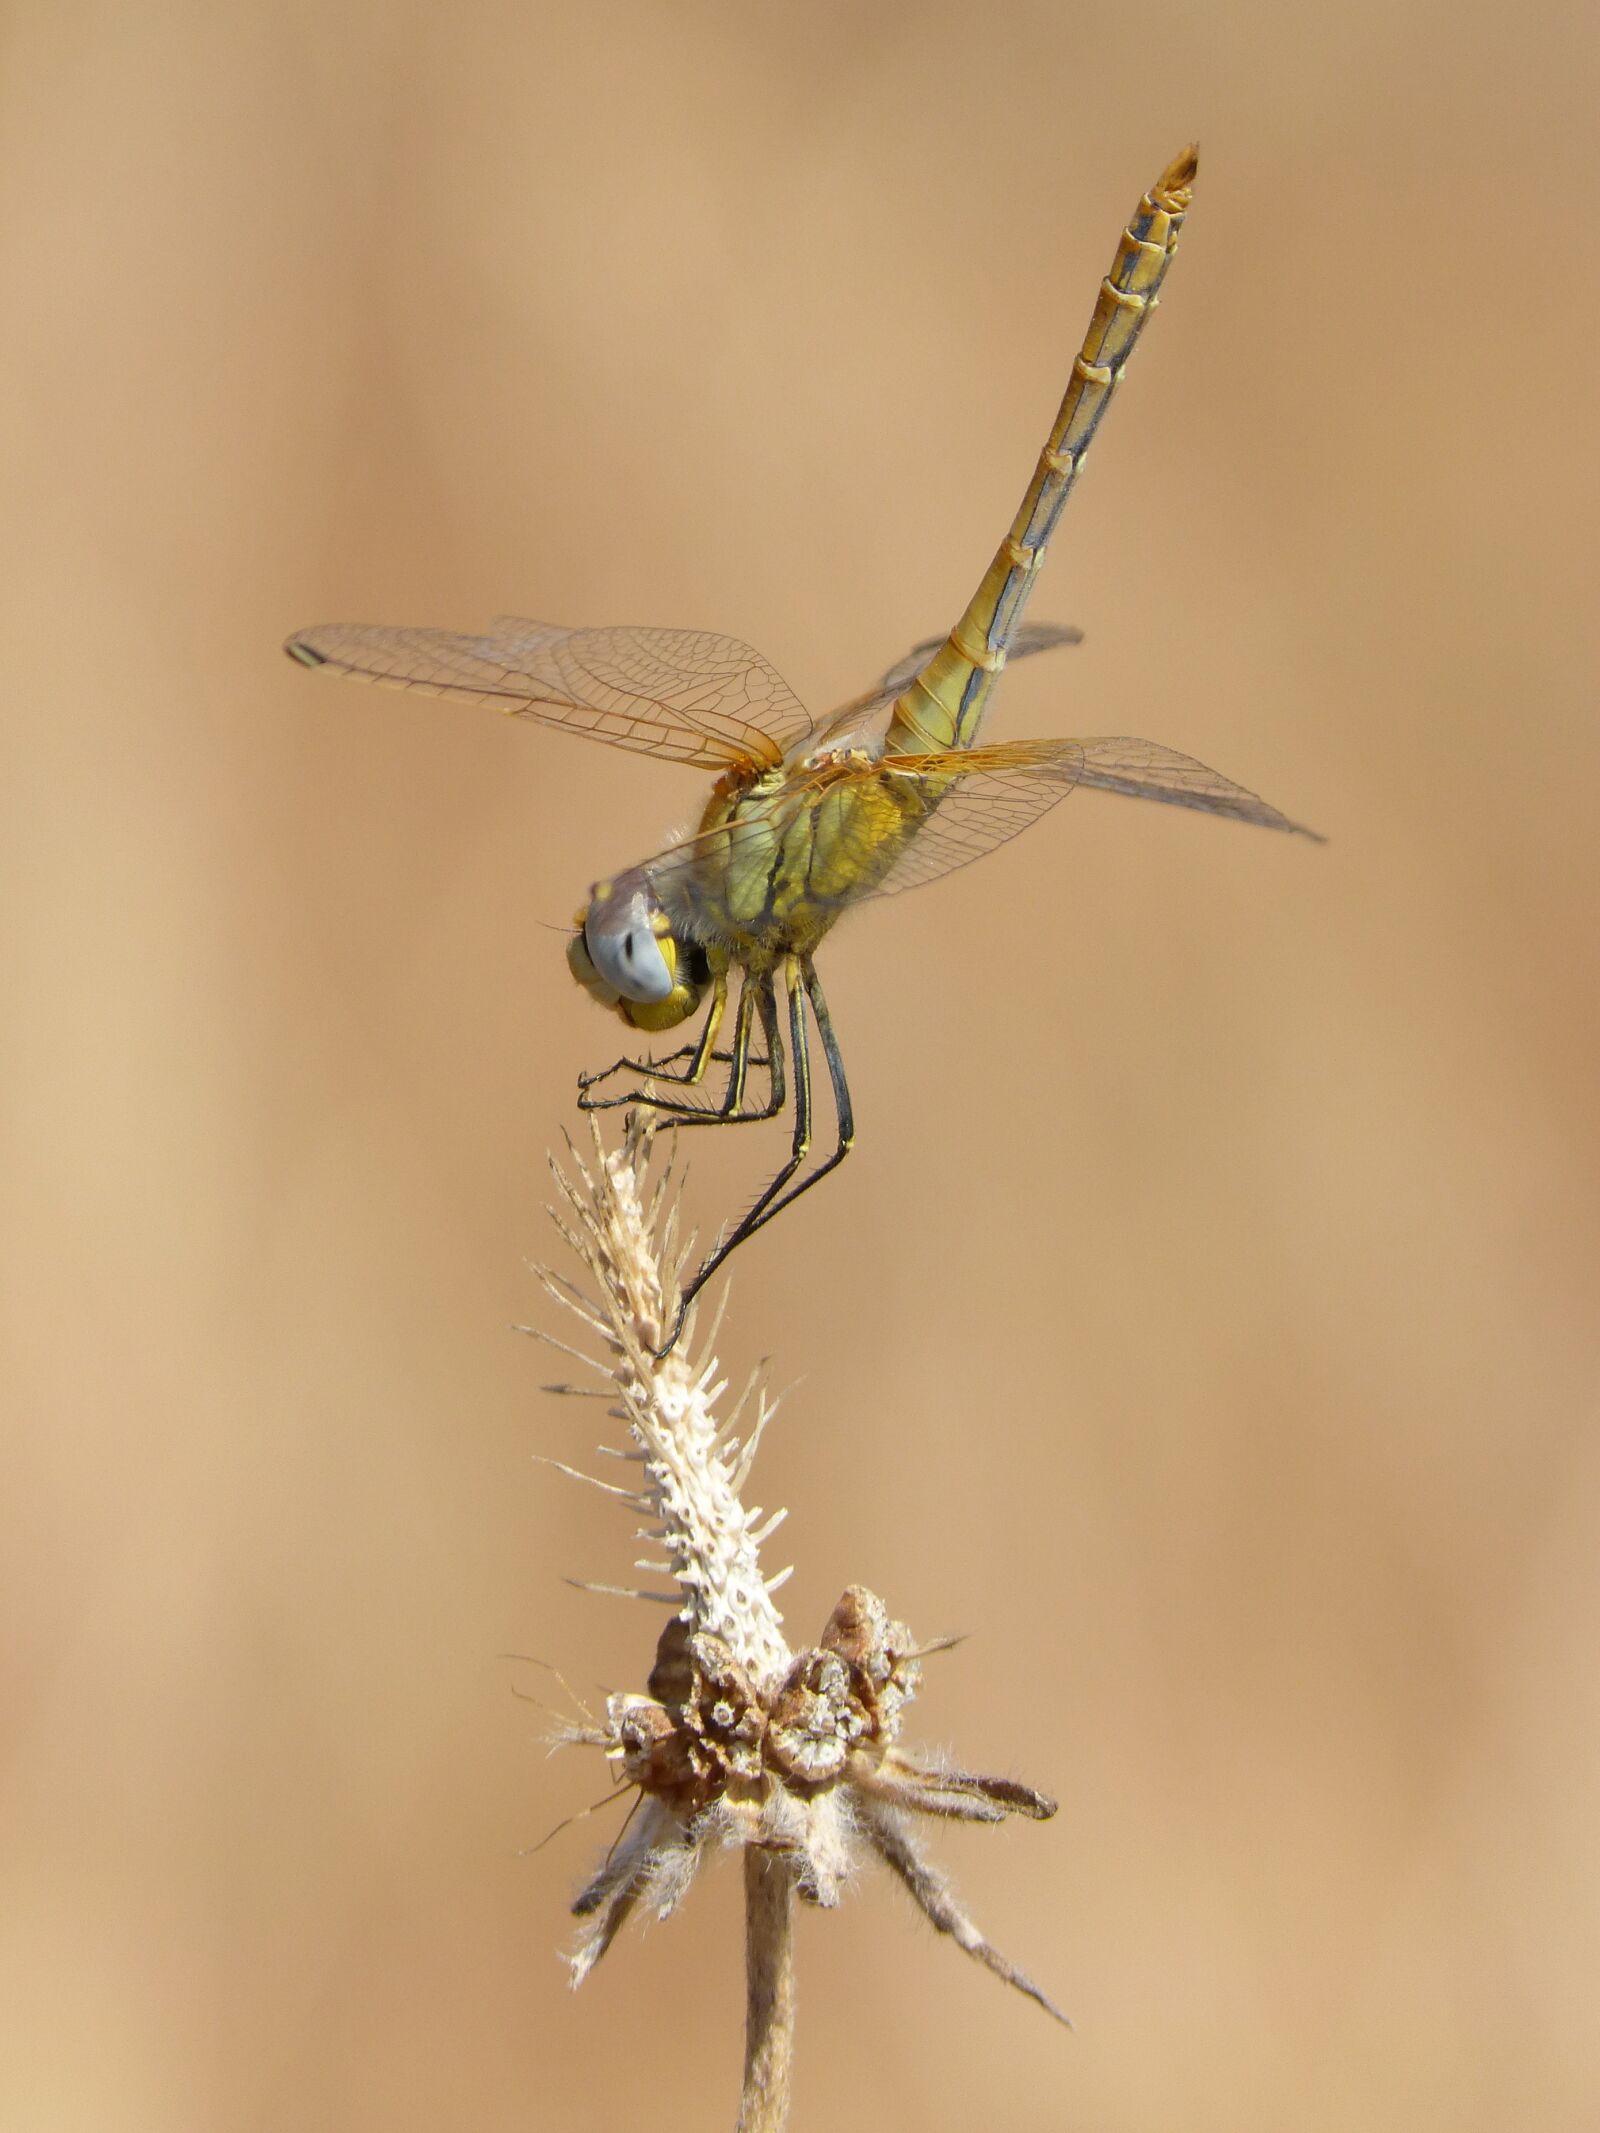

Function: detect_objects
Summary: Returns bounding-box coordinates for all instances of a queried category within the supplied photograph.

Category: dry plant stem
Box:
[738,1848,796,2133]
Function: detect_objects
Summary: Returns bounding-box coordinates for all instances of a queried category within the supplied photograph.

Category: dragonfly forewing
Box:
[286,617,812,770]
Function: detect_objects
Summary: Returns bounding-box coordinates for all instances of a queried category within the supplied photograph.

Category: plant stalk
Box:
[737,1847,795,2133]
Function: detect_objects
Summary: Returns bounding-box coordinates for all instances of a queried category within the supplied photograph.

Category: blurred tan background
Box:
[4,2,1598,2127]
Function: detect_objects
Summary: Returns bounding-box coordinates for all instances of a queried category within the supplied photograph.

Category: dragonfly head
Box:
[568,872,706,1031]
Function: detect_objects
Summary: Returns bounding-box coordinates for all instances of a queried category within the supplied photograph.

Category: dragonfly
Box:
[287,146,1319,1351]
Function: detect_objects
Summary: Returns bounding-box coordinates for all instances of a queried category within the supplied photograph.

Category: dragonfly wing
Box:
[285,617,813,771]
[865,734,1319,899]
[871,618,1084,698]
[805,621,1084,756]
[1069,738,1323,839]
[865,740,1086,896]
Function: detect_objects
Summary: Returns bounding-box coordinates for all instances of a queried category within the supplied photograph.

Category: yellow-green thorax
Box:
[682,753,928,968]
[567,748,934,1030]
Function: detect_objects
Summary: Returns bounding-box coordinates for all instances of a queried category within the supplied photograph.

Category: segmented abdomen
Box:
[888,147,1198,756]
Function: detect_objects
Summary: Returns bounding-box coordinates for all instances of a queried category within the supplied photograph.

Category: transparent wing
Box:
[805,620,1084,754]
[871,618,1083,698]
[1067,738,1323,835]
[618,754,1068,948]
[285,615,816,771]
[621,733,1314,952]
[865,734,1321,898]
[863,740,1085,894]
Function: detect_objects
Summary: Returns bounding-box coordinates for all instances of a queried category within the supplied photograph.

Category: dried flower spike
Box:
[530,1118,1067,2128]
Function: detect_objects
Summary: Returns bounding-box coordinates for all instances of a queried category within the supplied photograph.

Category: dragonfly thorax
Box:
[568,872,708,1033]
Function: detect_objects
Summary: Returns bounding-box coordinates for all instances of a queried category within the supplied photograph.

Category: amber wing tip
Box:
[1153,143,1199,211]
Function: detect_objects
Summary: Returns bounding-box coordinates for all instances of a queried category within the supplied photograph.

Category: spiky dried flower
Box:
[530,1117,1066,2123]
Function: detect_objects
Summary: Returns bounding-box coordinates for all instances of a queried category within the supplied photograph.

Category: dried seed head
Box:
[534,1119,790,1685]
[538,1122,1064,2023]
[575,1587,1065,2020]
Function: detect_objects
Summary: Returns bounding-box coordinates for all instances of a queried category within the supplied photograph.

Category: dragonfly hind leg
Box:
[660,955,853,1354]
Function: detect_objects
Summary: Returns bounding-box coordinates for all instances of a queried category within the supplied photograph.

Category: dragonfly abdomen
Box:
[887,147,1198,759]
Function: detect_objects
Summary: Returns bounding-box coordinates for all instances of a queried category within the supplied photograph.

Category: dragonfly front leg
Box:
[579,972,784,1126]
[576,972,728,1095]
[579,1032,774,1092]
[575,1038,701,1088]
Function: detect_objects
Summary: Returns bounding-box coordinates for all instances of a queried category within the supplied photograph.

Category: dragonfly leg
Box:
[660,957,853,1353]
[666,976,787,1125]
[576,1040,696,1088]
[577,973,728,1094]
[655,974,788,1125]
[580,973,783,1126]
[579,1037,772,1092]
[729,960,852,1207]
[759,979,787,1112]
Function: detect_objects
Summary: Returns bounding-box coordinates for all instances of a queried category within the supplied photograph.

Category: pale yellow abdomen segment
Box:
[888,147,1197,758]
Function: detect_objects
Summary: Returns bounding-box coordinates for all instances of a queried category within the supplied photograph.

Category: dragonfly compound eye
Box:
[581,880,677,1007]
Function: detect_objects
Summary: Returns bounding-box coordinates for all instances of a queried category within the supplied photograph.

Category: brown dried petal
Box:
[872,1641,920,1742]
[766,1648,867,1789]
[607,1693,710,1811]
[819,1585,889,1673]
[646,1615,696,1708]
[686,1631,766,1777]
[818,1585,921,1744]
[645,1620,766,1776]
